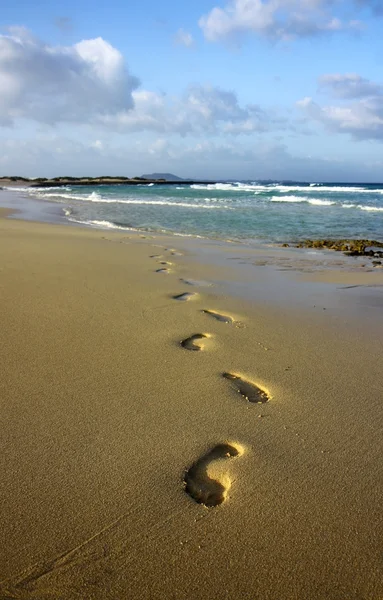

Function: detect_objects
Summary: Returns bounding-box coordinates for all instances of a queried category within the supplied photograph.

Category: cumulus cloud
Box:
[0,27,139,126]
[0,27,287,136]
[101,84,284,135]
[199,0,367,42]
[318,73,383,98]
[174,28,195,47]
[297,90,383,140]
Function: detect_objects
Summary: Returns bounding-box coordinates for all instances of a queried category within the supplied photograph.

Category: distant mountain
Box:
[140,172,184,181]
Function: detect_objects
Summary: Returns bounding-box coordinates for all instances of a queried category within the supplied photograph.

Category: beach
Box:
[0,211,382,600]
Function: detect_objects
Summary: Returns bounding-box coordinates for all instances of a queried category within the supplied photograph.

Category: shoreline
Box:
[1,188,383,316]
[2,185,383,264]
[0,213,382,599]
[2,184,383,266]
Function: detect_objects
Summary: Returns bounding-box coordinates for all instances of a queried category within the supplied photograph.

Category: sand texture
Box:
[0,215,382,600]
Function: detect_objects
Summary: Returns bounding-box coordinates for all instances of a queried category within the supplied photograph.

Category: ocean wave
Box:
[191,182,383,194]
[270,195,308,203]
[35,191,102,201]
[270,185,383,194]
[6,185,70,193]
[308,199,336,206]
[38,192,233,210]
[3,186,30,192]
[67,218,134,230]
[191,183,266,193]
[358,205,383,212]
[269,196,336,206]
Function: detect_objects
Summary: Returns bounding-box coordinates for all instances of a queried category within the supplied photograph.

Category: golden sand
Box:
[0,214,382,599]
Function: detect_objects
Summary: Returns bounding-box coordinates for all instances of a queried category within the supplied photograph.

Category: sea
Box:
[8,181,383,245]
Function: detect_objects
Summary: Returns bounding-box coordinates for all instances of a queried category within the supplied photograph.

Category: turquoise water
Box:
[17,181,383,244]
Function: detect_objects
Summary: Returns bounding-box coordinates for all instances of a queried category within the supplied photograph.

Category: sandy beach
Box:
[0,212,382,600]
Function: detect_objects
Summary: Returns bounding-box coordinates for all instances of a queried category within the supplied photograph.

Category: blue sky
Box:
[1,0,383,181]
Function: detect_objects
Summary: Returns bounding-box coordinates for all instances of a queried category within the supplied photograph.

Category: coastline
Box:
[0,211,382,599]
[1,187,383,321]
[0,176,216,188]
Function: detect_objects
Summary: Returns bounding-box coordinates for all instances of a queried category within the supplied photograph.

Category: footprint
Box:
[184,443,244,507]
[223,373,270,404]
[173,292,197,301]
[181,334,208,351]
[150,254,163,259]
[180,278,212,287]
[156,268,170,274]
[159,261,172,266]
[202,309,234,324]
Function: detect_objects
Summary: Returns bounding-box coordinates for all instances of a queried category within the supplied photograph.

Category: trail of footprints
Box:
[151,246,270,508]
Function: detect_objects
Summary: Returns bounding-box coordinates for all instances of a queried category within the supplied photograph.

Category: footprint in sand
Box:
[184,443,244,507]
[156,268,170,274]
[203,309,244,328]
[181,334,209,351]
[202,309,234,324]
[159,261,173,266]
[180,278,212,287]
[223,372,270,404]
[173,292,197,301]
[150,254,163,259]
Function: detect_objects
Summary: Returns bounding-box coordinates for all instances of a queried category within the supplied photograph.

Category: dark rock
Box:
[288,238,383,261]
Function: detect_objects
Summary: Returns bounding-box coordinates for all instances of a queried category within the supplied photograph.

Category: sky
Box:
[1,0,383,181]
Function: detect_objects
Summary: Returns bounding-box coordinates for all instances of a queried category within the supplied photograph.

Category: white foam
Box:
[190,182,383,194]
[270,195,308,203]
[342,203,356,209]
[89,191,102,200]
[36,191,94,201]
[3,186,33,192]
[39,192,232,210]
[270,185,380,194]
[308,199,336,206]
[191,182,265,193]
[68,218,133,230]
[358,205,383,212]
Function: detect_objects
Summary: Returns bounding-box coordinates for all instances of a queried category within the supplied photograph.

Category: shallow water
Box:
[6,180,383,244]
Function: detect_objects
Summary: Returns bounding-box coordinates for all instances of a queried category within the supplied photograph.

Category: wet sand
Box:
[0,214,382,600]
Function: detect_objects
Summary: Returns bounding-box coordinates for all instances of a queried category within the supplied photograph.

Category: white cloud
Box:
[90,140,104,150]
[298,73,383,140]
[175,28,195,47]
[0,27,139,126]
[318,73,383,98]
[0,27,287,136]
[101,85,283,135]
[297,91,383,140]
[199,0,366,42]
